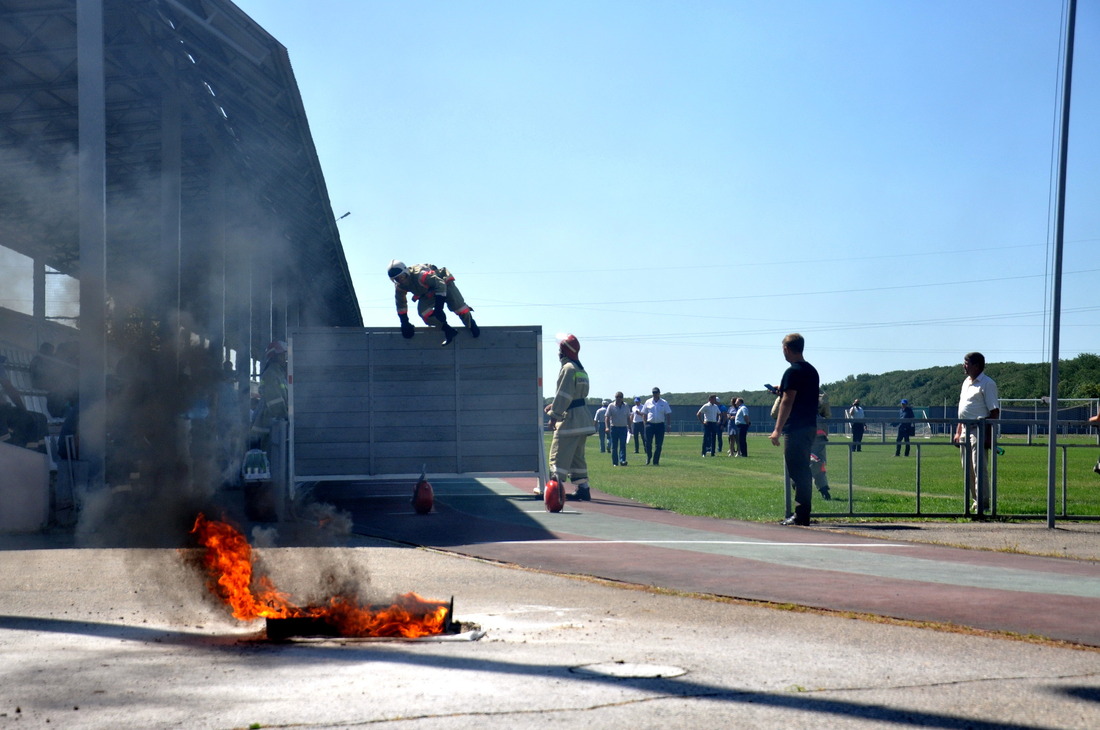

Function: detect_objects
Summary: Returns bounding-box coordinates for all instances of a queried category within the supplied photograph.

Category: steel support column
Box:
[77,0,107,489]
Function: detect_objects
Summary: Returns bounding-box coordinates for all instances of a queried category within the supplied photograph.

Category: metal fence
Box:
[786,417,1100,521]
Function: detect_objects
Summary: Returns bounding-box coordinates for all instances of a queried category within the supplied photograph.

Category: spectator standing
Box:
[1090,411,1100,475]
[605,392,631,466]
[539,334,594,501]
[630,397,645,454]
[895,399,915,456]
[733,397,751,457]
[717,401,728,454]
[594,399,610,453]
[697,395,721,456]
[726,397,739,456]
[952,352,999,515]
[769,333,820,526]
[846,399,865,452]
[812,391,831,500]
[642,387,673,466]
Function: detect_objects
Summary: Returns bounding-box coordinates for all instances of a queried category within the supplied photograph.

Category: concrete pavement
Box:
[0,478,1098,729]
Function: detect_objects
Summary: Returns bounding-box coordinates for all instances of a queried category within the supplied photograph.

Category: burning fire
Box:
[190,514,448,638]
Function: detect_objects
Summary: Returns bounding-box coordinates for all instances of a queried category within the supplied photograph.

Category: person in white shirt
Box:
[733,397,751,457]
[593,400,610,453]
[952,352,999,515]
[697,395,721,456]
[846,399,865,452]
[630,397,645,455]
[605,392,632,466]
[643,387,673,466]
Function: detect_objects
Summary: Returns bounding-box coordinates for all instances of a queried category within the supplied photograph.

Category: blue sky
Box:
[234,0,1099,400]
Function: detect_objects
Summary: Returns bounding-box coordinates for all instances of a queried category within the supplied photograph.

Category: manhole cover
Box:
[570,662,687,679]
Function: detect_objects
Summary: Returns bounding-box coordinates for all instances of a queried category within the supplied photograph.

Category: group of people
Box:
[771,334,1000,526]
[383,263,1003,522]
[535,335,691,503]
[589,389,680,467]
[694,395,752,458]
[844,397,916,456]
[591,392,753,464]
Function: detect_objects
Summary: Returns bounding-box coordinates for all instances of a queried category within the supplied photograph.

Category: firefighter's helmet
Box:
[558,333,580,359]
[387,259,409,281]
[265,340,287,358]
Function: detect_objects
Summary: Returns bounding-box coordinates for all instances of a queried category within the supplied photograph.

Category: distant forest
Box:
[656,353,1100,409]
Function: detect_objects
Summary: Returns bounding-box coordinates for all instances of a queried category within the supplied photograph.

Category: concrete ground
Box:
[1,478,1098,729]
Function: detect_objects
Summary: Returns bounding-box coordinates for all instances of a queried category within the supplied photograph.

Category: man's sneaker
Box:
[469,317,480,338]
[567,483,591,501]
[781,515,809,526]
[532,485,542,498]
[441,324,459,346]
[818,486,831,500]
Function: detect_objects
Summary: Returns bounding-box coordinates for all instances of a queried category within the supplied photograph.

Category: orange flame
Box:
[190,514,448,637]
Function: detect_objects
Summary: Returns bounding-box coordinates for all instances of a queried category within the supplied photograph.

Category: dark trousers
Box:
[632,422,644,453]
[701,422,719,455]
[609,426,628,465]
[784,426,816,523]
[717,426,724,452]
[851,423,864,452]
[737,424,749,457]
[597,427,607,452]
[895,432,910,456]
[645,422,666,465]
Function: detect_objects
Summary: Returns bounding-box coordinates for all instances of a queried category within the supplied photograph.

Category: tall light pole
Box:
[1046,0,1076,529]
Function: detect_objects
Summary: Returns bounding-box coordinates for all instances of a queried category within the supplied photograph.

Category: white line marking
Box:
[522,510,583,515]
[493,540,914,547]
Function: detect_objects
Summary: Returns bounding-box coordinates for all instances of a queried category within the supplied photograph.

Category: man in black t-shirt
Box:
[769,333,820,526]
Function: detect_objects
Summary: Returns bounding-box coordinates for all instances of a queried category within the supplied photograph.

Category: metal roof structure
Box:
[0,0,361,336]
[0,0,363,486]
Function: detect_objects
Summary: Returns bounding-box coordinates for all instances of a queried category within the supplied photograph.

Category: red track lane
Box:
[317,478,1100,646]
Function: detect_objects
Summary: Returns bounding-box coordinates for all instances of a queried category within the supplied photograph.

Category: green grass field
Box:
[551,432,1100,522]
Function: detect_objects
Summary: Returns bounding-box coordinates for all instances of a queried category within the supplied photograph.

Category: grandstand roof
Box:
[0,0,362,338]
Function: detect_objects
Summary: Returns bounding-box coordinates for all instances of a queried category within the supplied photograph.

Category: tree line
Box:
[652,353,1100,408]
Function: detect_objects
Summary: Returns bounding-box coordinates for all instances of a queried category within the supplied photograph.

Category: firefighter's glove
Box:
[398,313,415,339]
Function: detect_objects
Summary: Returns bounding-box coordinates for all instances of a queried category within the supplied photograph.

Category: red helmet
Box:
[558,334,580,359]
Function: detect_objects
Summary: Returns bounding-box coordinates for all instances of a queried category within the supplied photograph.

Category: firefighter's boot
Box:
[441,323,459,346]
[567,482,591,501]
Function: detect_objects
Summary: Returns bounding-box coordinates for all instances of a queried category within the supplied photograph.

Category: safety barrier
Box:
[793,417,1100,520]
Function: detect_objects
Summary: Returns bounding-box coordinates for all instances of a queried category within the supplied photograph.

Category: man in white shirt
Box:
[605,392,632,466]
[697,395,721,456]
[733,397,751,457]
[642,387,673,466]
[594,399,610,453]
[952,352,999,515]
[630,397,645,455]
[846,399,865,453]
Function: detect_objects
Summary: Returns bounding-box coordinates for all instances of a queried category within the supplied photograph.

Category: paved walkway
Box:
[315,477,1100,647]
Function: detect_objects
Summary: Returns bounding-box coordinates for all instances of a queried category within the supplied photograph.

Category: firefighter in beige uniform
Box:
[387,260,480,346]
[537,334,594,501]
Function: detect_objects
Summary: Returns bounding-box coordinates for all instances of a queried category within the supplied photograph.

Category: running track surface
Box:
[313,477,1100,647]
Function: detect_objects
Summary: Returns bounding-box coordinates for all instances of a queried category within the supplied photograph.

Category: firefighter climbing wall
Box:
[289,326,544,483]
